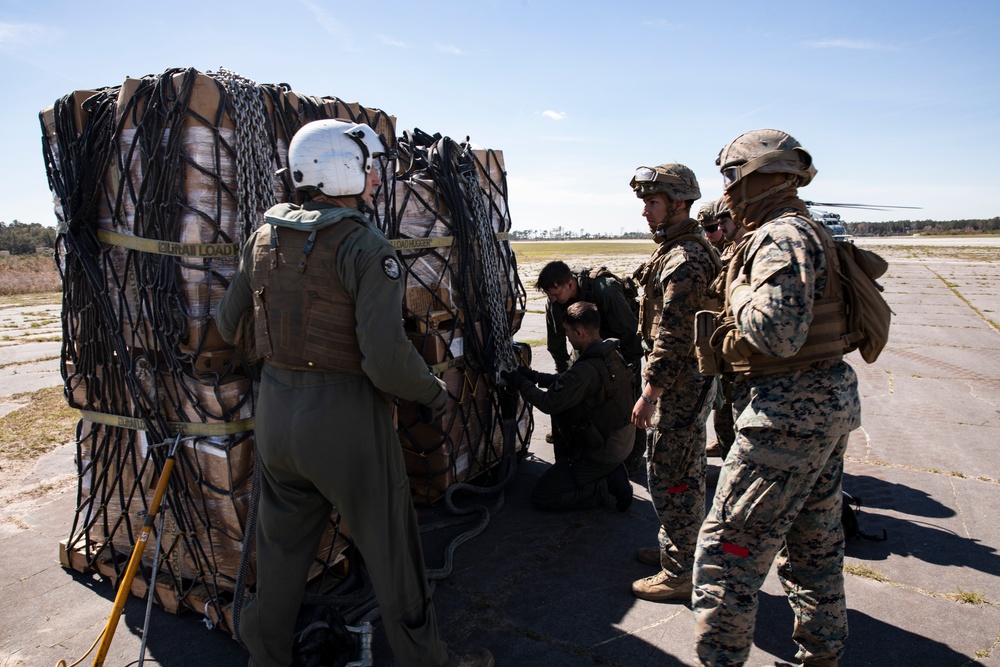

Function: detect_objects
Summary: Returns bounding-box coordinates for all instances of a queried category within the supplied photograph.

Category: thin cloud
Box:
[0,22,51,44]
[642,18,682,30]
[541,110,567,121]
[299,0,355,49]
[804,38,892,51]
[380,34,408,48]
[434,43,463,55]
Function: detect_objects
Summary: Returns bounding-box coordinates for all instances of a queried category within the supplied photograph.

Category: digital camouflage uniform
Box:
[515,338,634,510]
[692,212,861,667]
[705,239,739,461]
[217,202,451,667]
[637,219,719,579]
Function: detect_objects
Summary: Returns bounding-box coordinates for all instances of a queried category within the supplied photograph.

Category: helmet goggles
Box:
[630,166,687,190]
[719,149,809,187]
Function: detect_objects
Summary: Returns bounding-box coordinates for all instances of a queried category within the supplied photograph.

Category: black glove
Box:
[500,369,528,389]
[516,366,539,384]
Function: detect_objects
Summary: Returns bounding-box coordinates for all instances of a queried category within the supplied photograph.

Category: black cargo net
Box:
[39,67,530,635]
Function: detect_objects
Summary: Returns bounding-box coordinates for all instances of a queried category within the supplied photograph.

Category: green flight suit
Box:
[217,202,450,667]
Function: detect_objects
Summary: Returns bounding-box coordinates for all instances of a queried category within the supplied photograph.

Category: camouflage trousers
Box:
[646,421,706,577]
[692,429,849,667]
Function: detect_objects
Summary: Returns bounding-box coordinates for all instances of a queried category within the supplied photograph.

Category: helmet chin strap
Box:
[728,176,795,225]
[654,199,688,237]
[354,195,373,214]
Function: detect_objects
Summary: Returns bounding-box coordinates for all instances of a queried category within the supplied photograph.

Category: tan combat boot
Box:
[631,570,693,602]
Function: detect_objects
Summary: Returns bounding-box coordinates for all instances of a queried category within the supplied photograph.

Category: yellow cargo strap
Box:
[390,231,509,250]
[99,229,508,255]
[430,356,465,376]
[79,409,254,436]
[97,229,240,259]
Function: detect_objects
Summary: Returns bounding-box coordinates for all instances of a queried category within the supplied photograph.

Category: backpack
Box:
[809,220,893,363]
[578,266,640,319]
[842,491,887,541]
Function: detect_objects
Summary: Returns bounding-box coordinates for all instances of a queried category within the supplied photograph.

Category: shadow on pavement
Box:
[753,590,974,667]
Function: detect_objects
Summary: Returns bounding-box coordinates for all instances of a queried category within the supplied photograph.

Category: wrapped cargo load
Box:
[41,67,386,631]
[40,66,532,633]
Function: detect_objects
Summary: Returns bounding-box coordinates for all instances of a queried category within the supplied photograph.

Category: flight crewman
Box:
[629,164,721,602]
[216,119,493,667]
[536,261,646,474]
[505,301,635,512]
[691,129,861,667]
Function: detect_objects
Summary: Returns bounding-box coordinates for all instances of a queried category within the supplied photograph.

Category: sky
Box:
[2,0,998,236]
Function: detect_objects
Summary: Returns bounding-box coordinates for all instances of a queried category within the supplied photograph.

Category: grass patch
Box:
[0,355,60,371]
[844,563,888,581]
[0,386,77,461]
[0,292,61,308]
[516,339,546,348]
[948,588,988,605]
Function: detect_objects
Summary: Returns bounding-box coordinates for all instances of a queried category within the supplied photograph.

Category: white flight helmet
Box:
[288,119,385,198]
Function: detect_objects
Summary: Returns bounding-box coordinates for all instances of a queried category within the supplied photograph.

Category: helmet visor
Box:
[722,166,741,187]
[631,166,686,189]
[720,149,805,188]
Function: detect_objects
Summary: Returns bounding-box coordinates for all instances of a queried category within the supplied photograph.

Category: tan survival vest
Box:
[250,221,366,374]
[723,214,849,376]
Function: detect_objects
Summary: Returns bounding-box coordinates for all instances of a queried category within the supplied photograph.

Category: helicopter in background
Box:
[804,201,921,243]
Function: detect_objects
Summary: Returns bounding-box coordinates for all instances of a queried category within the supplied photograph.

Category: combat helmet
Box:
[630,164,701,202]
[288,119,385,198]
[713,196,731,220]
[696,200,717,225]
[715,129,816,189]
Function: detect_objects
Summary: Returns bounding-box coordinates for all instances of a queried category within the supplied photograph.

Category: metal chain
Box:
[461,158,515,381]
[208,67,277,242]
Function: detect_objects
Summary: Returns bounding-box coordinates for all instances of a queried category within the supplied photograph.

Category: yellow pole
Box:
[92,435,180,667]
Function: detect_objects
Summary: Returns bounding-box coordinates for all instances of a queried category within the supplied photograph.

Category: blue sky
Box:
[2,0,998,236]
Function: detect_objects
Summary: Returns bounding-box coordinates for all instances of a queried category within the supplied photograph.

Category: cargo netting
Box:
[39,66,531,633]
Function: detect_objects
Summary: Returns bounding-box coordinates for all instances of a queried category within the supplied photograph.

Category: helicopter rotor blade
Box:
[804,200,922,211]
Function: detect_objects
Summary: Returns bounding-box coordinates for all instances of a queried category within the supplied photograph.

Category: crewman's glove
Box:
[500,369,528,389]
[419,377,449,423]
[516,366,539,384]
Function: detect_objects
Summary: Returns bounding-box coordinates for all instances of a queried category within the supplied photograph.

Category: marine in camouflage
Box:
[693,129,861,667]
[636,220,719,578]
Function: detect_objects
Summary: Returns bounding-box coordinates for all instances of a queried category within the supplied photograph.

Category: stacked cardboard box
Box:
[42,69,390,628]
[43,66,530,626]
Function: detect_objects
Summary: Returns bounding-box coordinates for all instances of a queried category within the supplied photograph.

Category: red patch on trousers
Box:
[667,485,689,494]
[722,542,750,558]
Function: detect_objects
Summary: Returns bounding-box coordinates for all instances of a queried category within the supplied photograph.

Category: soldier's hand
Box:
[500,369,528,389]
[516,366,539,384]
[632,395,656,430]
[421,377,449,422]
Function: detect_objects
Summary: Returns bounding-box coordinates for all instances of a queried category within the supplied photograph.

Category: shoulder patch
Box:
[381,256,401,280]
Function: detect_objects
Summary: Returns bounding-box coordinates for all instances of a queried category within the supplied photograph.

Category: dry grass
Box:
[0,255,61,296]
[0,386,77,462]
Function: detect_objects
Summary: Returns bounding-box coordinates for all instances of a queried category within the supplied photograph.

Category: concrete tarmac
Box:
[0,243,998,666]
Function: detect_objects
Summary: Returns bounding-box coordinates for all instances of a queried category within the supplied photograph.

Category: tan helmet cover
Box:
[696,200,717,224]
[712,196,731,219]
[631,163,701,202]
[716,129,816,188]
